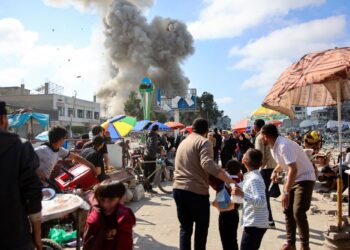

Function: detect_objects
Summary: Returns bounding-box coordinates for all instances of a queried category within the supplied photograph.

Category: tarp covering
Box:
[35,131,49,141]
[8,113,49,129]
[262,47,350,119]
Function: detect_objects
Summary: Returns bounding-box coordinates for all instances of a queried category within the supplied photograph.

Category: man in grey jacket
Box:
[144,124,161,193]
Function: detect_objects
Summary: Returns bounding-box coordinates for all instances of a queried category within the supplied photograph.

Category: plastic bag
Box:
[49,228,77,244]
[269,183,281,198]
[216,187,231,209]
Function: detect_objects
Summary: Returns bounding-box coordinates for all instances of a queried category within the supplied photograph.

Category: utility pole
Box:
[69,90,77,137]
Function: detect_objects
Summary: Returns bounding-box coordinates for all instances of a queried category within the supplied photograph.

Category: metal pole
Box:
[29,116,33,141]
[174,109,180,122]
[69,90,77,138]
[174,109,180,138]
[336,81,343,229]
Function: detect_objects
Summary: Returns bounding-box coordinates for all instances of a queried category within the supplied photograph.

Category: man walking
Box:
[173,118,234,250]
[144,124,161,193]
[213,128,222,163]
[254,119,277,228]
[0,101,43,250]
[261,124,316,250]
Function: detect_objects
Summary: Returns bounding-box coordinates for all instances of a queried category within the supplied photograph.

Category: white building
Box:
[0,83,101,129]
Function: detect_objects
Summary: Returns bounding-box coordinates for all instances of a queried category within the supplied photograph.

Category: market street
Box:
[129,185,338,250]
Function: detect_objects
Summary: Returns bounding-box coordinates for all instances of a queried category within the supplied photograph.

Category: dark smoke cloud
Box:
[97,0,194,114]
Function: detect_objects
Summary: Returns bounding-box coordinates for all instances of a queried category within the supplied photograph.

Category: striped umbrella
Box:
[250,106,288,122]
[132,120,152,132]
[148,121,171,131]
[101,115,136,140]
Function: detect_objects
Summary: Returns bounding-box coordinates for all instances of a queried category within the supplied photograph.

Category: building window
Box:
[94,112,100,120]
[77,109,84,118]
[68,108,75,117]
[58,106,65,116]
[86,110,92,119]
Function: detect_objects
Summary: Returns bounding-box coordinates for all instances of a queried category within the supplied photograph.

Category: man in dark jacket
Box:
[213,128,222,163]
[220,130,237,168]
[0,101,43,250]
[144,124,161,193]
[81,135,108,182]
[83,125,110,169]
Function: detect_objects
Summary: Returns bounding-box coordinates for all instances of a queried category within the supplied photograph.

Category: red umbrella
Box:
[232,118,252,134]
[268,120,282,127]
[180,126,193,133]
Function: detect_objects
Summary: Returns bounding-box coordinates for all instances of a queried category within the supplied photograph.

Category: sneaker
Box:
[269,221,276,229]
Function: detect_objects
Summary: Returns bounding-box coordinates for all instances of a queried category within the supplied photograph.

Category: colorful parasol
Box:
[165,121,185,129]
[180,126,193,133]
[262,47,350,228]
[148,121,171,131]
[250,106,288,122]
[232,118,252,134]
[132,120,152,133]
[101,115,136,140]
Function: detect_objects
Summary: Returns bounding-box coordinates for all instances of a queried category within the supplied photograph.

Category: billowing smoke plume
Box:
[97,0,194,114]
[44,0,194,115]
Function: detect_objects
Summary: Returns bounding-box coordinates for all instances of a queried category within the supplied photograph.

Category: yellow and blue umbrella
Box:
[148,121,171,131]
[101,115,136,140]
[250,106,288,122]
[132,120,152,133]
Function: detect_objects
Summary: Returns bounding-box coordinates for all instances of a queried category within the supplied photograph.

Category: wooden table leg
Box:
[76,210,80,250]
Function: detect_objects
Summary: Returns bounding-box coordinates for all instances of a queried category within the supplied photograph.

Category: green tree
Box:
[180,110,200,125]
[124,91,143,120]
[153,112,168,123]
[197,92,223,126]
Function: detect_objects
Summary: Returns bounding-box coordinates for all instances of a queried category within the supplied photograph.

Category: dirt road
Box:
[129,186,344,250]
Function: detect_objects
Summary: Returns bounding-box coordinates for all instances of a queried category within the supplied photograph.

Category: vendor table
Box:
[42,193,89,250]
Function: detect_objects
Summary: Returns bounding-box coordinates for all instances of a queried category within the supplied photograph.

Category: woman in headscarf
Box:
[237,133,254,172]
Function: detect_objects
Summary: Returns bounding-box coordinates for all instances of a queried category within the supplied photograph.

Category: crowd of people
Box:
[173,118,317,250]
[0,98,332,250]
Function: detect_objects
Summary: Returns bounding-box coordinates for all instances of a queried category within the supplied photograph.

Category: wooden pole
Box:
[336,81,343,229]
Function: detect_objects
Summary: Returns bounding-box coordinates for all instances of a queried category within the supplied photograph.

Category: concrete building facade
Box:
[0,84,101,130]
[292,105,308,120]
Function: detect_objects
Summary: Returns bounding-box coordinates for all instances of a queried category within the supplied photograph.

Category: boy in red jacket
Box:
[83,180,136,250]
